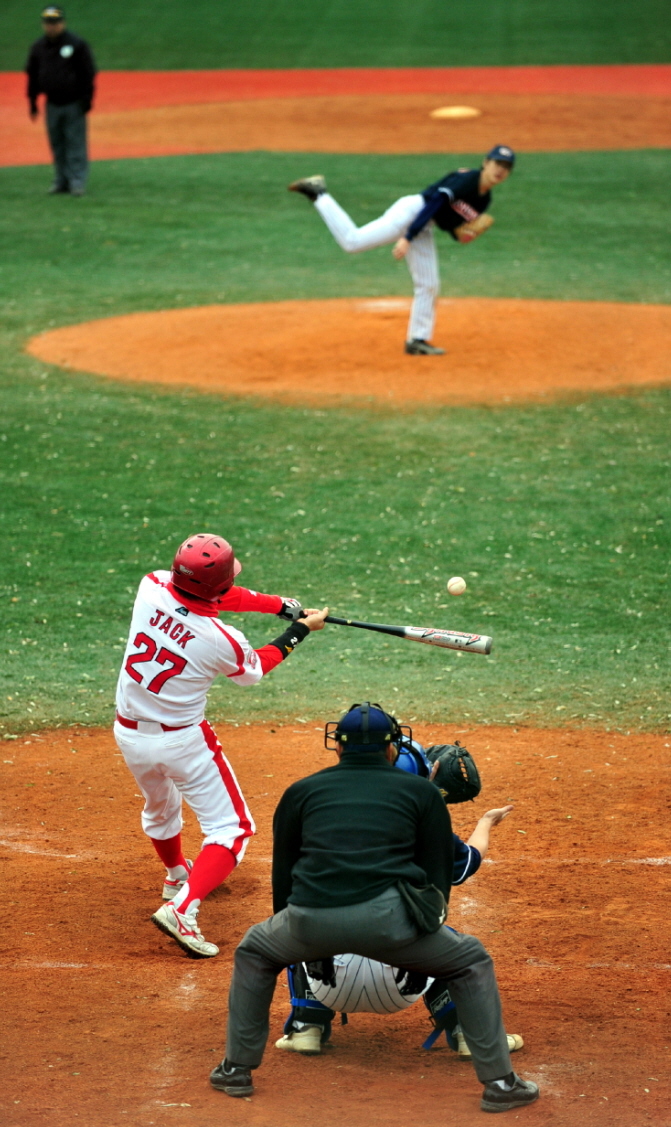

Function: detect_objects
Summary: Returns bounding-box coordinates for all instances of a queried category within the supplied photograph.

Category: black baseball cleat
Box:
[209,1059,255,1097]
[481,1073,539,1113]
[288,175,327,201]
[404,339,446,356]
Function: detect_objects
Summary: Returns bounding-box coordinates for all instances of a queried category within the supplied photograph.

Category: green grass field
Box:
[1,151,669,735]
[4,0,671,69]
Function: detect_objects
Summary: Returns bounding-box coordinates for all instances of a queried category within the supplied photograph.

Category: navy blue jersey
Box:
[406,168,491,242]
[452,834,481,884]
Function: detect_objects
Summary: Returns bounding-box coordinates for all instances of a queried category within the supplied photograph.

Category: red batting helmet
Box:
[171,533,242,600]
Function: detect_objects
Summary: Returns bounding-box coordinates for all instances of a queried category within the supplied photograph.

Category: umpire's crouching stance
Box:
[210,703,539,1113]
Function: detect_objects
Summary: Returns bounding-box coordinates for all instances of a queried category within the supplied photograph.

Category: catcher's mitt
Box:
[454,213,494,244]
[424,741,481,804]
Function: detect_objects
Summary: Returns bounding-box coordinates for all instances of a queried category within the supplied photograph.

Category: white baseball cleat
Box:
[457,1030,524,1058]
[275,1028,322,1054]
[162,859,193,900]
[151,902,219,959]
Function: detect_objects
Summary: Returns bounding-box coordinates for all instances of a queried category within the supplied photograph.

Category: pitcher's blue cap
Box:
[486,144,515,165]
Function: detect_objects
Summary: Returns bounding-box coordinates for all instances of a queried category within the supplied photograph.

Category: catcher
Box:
[288,145,514,355]
[276,732,523,1058]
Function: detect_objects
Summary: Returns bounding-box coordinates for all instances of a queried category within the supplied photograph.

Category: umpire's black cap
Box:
[326,702,398,751]
[41,5,65,20]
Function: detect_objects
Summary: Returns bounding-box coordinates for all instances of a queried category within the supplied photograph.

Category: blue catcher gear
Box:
[394,737,431,778]
[283,964,335,1042]
[422,979,459,1050]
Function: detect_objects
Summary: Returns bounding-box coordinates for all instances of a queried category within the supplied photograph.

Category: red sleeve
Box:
[219,586,283,614]
[255,644,285,674]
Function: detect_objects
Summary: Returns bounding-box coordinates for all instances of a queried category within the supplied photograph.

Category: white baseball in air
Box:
[447,576,467,596]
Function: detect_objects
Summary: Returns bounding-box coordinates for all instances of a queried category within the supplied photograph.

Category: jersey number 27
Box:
[125,631,187,694]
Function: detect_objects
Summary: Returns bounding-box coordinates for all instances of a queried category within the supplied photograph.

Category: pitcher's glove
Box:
[424,741,482,804]
[454,213,494,244]
[277,598,305,622]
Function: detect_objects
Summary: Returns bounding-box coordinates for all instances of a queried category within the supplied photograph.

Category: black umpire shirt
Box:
[406,168,491,242]
[26,30,97,110]
[272,749,454,913]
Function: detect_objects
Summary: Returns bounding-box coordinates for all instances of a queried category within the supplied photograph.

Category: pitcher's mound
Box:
[26,297,671,407]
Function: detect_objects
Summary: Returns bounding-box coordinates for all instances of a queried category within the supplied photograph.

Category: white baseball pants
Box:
[113,719,255,856]
[314,192,440,342]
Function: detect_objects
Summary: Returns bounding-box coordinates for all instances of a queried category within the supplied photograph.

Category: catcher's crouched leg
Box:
[423,978,459,1050]
[423,978,524,1059]
[275,964,335,1054]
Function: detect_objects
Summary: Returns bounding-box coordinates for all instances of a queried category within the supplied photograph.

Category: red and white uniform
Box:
[114,570,284,853]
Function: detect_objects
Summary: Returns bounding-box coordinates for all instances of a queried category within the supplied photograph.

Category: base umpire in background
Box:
[26,5,97,196]
[210,703,539,1114]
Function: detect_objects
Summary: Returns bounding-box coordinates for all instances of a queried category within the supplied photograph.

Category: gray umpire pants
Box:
[226,886,512,1083]
[46,101,89,191]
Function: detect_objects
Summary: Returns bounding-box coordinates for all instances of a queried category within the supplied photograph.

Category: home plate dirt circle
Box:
[26,297,671,406]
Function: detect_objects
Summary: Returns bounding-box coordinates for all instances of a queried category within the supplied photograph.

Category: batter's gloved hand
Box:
[277,598,306,622]
[424,741,482,804]
[454,213,494,244]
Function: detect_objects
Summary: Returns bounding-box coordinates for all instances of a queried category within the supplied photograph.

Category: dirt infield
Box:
[26,297,671,407]
[4,92,671,166]
[2,64,671,166]
[81,92,671,160]
[2,721,670,1127]
[5,60,671,1126]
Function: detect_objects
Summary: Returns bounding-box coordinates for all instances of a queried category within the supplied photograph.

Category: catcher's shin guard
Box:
[422,979,459,1050]
[284,964,335,1043]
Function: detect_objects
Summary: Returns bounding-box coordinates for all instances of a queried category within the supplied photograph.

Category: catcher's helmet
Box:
[394,737,431,779]
[325,702,402,751]
[171,533,242,600]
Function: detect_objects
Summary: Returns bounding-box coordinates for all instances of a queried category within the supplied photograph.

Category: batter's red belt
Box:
[115,712,191,732]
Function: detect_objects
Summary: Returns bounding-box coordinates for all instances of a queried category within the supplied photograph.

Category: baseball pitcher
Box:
[288,145,515,355]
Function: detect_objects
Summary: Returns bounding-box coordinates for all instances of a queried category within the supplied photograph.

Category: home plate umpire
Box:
[210,702,539,1114]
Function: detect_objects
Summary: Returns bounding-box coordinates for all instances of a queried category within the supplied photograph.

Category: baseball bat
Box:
[324,616,492,655]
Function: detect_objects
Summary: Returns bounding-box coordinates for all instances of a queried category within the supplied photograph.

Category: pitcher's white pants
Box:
[314,192,439,342]
[113,718,255,857]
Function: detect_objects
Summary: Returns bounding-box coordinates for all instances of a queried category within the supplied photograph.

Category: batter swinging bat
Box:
[324,616,492,655]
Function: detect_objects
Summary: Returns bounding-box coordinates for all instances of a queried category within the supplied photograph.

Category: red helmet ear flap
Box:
[171,533,241,600]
